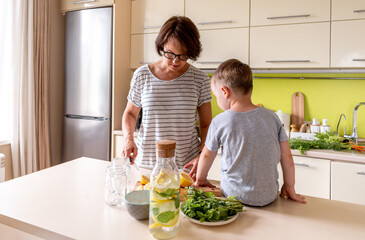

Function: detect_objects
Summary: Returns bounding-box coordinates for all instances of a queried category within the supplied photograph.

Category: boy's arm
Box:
[194,146,217,188]
[280,141,307,203]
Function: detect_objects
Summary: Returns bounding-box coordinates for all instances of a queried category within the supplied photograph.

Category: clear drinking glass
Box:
[105,166,128,207]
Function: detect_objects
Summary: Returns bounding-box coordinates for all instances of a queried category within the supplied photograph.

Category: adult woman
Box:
[122,16,212,174]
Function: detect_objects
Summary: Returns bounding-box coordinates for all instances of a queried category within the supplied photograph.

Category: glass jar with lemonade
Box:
[149,140,180,239]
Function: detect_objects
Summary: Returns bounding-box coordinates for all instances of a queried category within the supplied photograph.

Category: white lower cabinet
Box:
[331,161,365,205]
[278,156,331,199]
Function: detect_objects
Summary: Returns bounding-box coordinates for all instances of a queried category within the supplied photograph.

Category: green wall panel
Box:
[209,73,365,139]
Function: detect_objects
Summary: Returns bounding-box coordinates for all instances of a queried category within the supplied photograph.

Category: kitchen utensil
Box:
[291,92,304,130]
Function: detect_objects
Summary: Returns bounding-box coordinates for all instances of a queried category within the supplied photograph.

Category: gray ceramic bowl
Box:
[124,190,150,220]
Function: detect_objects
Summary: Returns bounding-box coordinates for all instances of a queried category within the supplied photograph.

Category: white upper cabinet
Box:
[130,33,160,69]
[194,28,249,69]
[185,0,249,30]
[60,0,113,13]
[331,19,365,68]
[332,0,365,21]
[251,0,330,26]
[250,22,330,68]
[131,0,184,34]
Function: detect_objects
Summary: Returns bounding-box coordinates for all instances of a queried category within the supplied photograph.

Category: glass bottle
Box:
[149,140,180,240]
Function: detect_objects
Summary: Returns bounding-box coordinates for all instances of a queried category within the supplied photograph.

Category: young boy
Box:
[195,59,306,206]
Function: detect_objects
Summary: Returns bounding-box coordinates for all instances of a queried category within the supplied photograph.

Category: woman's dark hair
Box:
[155,16,202,61]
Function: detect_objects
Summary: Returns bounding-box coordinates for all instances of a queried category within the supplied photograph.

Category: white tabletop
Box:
[0,157,365,240]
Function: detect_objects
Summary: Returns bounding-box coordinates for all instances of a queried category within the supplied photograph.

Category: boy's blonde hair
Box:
[212,59,253,95]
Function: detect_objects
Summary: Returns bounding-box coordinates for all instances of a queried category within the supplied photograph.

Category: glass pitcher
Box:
[149,140,180,239]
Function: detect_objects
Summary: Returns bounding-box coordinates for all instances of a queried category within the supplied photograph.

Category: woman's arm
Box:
[197,102,212,150]
[184,102,212,177]
[122,101,141,158]
[280,141,306,203]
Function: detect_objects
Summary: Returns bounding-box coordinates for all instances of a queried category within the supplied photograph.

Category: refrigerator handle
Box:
[65,114,110,121]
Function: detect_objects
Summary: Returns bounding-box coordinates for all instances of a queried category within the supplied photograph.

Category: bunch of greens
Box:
[289,132,351,154]
[181,187,245,223]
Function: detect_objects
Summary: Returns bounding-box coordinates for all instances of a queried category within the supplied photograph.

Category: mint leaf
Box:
[152,207,160,216]
[157,211,175,223]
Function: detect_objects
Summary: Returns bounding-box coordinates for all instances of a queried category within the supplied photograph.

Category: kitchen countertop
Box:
[291,149,365,164]
[1,157,365,240]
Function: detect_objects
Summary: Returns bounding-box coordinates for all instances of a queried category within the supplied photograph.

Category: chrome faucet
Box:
[335,113,346,136]
[345,102,365,145]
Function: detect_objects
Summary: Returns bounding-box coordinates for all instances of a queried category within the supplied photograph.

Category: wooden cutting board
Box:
[134,182,222,202]
[291,92,304,129]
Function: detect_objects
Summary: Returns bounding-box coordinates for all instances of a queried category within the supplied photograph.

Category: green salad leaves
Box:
[289,132,351,154]
[181,187,245,223]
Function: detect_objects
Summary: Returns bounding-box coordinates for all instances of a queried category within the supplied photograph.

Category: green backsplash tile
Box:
[209,73,365,138]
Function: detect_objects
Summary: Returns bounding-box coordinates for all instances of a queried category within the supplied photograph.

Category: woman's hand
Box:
[183,155,199,180]
[280,184,307,204]
[122,137,138,161]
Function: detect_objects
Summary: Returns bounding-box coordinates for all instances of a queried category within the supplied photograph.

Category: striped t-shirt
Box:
[127,64,212,169]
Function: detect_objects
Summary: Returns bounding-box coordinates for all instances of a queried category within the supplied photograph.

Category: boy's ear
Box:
[221,86,230,98]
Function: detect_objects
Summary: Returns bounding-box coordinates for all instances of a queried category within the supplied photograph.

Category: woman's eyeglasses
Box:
[162,50,189,61]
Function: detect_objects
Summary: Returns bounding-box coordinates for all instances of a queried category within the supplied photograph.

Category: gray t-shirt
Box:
[205,107,288,206]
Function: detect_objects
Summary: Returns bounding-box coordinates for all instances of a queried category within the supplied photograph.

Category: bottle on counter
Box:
[149,140,180,240]
[320,119,331,133]
[310,118,321,133]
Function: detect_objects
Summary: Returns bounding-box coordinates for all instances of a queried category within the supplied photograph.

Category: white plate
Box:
[181,210,239,226]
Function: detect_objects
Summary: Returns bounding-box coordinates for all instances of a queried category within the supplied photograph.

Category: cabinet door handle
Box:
[266,60,311,63]
[354,9,365,13]
[294,163,310,167]
[267,14,310,20]
[72,0,96,4]
[196,61,222,64]
[357,171,365,176]
[353,59,365,61]
[198,20,233,25]
[142,25,162,29]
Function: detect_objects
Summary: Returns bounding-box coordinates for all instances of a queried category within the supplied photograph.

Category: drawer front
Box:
[278,156,331,199]
[251,0,330,26]
[186,0,249,30]
[332,0,365,21]
[331,20,365,68]
[60,0,113,13]
[331,161,365,205]
[250,22,330,68]
[194,28,249,69]
[131,0,184,34]
[130,33,160,69]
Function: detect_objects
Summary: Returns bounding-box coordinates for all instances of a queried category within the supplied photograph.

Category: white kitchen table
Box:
[0,157,364,240]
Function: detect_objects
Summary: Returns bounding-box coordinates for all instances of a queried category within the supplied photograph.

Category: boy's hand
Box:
[280,184,307,204]
[194,179,216,188]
